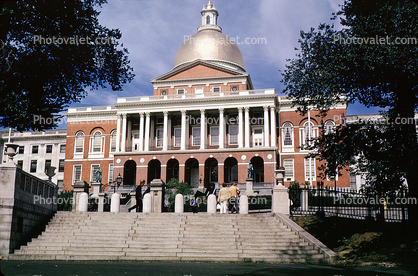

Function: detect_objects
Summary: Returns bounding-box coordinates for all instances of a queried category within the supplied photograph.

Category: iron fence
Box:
[289,185,409,222]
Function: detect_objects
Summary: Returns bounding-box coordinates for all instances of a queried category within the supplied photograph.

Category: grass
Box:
[292,215,418,272]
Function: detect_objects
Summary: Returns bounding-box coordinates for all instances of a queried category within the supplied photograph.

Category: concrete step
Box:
[10,212,336,263]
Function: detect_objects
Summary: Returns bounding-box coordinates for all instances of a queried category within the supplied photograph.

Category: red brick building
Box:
[63,1,350,191]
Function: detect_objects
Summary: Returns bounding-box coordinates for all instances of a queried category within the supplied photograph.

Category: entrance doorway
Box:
[147,159,161,184]
[205,158,218,188]
[123,160,136,186]
[185,158,199,187]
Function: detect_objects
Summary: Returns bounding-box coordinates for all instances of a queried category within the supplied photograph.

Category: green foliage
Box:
[0,0,134,130]
[165,178,194,212]
[57,191,72,211]
[282,0,418,218]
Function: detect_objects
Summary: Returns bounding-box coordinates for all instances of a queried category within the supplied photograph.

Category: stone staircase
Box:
[9,212,337,263]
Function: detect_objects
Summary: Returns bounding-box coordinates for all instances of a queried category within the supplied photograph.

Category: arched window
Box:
[303,121,314,145]
[110,130,117,152]
[206,15,211,24]
[74,131,84,153]
[324,120,336,135]
[92,130,103,153]
[282,122,293,146]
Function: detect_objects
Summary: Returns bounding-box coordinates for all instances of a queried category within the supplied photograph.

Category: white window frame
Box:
[74,131,84,156]
[174,128,181,147]
[304,158,316,182]
[195,87,204,94]
[283,159,294,182]
[108,163,114,184]
[110,130,117,152]
[282,122,294,149]
[192,127,201,146]
[210,126,219,146]
[177,88,185,95]
[156,128,164,148]
[73,164,82,183]
[228,125,238,145]
[90,164,100,183]
[252,127,263,147]
[324,120,336,135]
[212,86,221,93]
[300,121,317,148]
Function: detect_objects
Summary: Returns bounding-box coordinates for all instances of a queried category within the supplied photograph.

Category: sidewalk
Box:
[0,261,412,276]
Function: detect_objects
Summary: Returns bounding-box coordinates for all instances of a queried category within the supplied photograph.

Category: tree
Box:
[0,0,134,130]
[282,0,418,221]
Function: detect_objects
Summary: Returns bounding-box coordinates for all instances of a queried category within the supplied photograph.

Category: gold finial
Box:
[206,0,214,9]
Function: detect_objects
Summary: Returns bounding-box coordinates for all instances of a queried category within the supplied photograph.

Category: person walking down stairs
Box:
[218,183,231,214]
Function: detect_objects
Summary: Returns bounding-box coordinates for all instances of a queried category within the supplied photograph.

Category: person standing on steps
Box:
[228,182,240,213]
[218,183,231,214]
[128,181,144,212]
[190,196,199,213]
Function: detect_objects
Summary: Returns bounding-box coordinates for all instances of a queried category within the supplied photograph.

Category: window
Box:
[213,86,221,93]
[195,87,203,94]
[45,159,52,170]
[350,173,357,190]
[304,158,316,181]
[32,145,38,154]
[60,145,66,153]
[109,164,114,184]
[90,164,100,182]
[110,130,117,152]
[283,159,294,181]
[30,160,37,173]
[46,145,53,153]
[73,165,82,183]
[161,90,167,96]
[253,127,263,147]
[92,131,103,152]
[75,131,84,153]
[192,127,201,146]
[210,126,219,145]
[324,120,336,135]
[18,146,24,154]
[206,15,210,24]
[177,89,185,95]
[17,160,23,168]
[156,129,163,148]
[174,128,181,147]
[282,122,293,146]
[59,159,65,172]
[303,121,314,145]
[229,125,238,145]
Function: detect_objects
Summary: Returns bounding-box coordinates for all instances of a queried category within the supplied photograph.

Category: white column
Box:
[181,110,186,150]
[144,112,150,151]
[127,117,132,151]
[121,113,127,152]
[244,107,250,148]
[219,108,224,149]
[200,109,206,150]
[270,106,276,148]
[238,107,243,148]
[138,113,144,151]
[163,111,169,151]
[263,106,270,147]
[116,114,121,152]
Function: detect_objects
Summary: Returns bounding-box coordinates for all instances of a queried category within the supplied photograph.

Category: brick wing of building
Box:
[63,1,350,192]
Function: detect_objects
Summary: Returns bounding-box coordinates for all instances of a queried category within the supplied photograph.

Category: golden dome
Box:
[173,29,246,71]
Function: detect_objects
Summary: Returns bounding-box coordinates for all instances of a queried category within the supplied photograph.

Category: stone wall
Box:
[0,163,57,259]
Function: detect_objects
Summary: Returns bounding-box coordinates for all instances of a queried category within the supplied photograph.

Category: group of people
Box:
[217,182,240,214]
[190,182,240,214]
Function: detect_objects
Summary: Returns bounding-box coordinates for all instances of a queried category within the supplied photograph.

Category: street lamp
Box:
[116,174,123,187]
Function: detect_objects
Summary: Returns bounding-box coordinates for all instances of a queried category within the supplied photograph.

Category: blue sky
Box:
[69,0,381,117]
